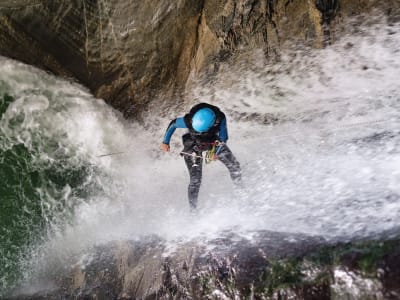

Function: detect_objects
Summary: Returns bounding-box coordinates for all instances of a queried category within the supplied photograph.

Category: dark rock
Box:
[1,1,399,117]
[0,0,203,118]
[8,231,324,299]
[7,231,400,299]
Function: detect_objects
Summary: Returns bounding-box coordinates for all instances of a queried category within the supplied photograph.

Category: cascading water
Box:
[1,17,400,296]
[0,59,127,294]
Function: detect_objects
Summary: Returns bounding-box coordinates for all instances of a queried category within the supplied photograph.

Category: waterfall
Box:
[1,18,399,296]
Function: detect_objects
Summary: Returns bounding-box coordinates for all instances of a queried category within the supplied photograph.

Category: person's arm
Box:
[218,117,228,143]
[160,117,187,152]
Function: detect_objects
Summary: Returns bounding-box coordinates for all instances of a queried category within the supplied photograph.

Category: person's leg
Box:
[217,144,242,185]
[182,134,203,210]
[184,155,202,209]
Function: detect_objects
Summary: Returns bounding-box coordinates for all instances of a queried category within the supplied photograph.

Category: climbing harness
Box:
[179,141,224,167]
[204,144,216,164]
[205,141,224,164]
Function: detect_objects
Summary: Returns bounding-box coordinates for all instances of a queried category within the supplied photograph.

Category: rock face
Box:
[0,0,203,117]
[8,231,400,300]
[0,0,399,117]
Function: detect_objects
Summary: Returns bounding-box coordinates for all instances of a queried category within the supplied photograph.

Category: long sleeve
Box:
[218,117,228,143]
[162,117,187,144]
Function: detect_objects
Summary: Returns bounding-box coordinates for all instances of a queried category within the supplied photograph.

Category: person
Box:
[160,102,242,210]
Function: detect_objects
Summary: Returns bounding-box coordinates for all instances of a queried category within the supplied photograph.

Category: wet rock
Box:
[8,231,400,300]
[8,231,323,299]
[0,1,203,117]
[0,1,399,117]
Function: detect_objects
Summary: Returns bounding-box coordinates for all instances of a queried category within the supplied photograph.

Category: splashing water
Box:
[1,19,400,295]
[0,59,127,294]
[188,20,400,239]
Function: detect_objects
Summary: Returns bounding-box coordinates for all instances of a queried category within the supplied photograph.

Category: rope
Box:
[97,151,125,157]
[96,118,396,158]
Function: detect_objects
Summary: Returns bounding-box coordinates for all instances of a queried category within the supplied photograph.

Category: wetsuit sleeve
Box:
[162,117,187,144]
[218,117,228,143]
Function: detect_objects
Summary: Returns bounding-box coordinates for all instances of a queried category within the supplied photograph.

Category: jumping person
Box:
[160,103,242,210]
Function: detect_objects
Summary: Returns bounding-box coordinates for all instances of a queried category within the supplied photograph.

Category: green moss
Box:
[337,240,396,275]
[308,245,335,266]
[307,239,398,275]
[256,239,400,297]
[261,258,304,296]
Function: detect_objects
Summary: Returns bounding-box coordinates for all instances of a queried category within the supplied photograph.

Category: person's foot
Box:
[233,179,248,200]
[234,177,244,188]
[189,206,198,215]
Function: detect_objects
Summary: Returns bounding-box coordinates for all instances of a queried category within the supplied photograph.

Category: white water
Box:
[62,20,400,245]
[1,18,400,289]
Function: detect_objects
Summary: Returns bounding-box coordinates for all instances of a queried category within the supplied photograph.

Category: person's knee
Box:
[229,160,241,174]
[232,170,241,181]
[233,168,241,176]
[190,176,202,187]
[233,160,241,170]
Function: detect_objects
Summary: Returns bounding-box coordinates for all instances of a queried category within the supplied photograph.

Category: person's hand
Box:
[160,143,170,152]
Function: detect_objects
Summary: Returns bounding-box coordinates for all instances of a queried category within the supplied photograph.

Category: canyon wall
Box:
[0,0,399,117]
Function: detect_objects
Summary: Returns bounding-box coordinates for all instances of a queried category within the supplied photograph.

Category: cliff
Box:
[0,0,399,117]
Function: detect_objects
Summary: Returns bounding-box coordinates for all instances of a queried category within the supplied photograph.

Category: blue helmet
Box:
[192,108,216,133]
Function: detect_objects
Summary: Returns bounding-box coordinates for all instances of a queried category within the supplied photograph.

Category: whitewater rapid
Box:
[1,17,400,294]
